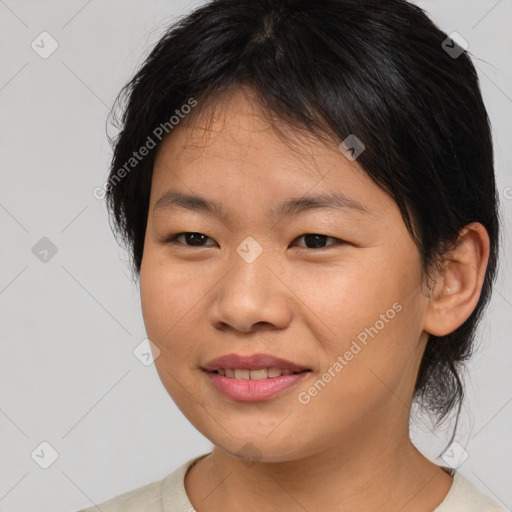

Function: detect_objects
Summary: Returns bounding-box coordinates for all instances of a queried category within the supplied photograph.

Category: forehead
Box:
[156,86,341,169]
[149,86,397,223]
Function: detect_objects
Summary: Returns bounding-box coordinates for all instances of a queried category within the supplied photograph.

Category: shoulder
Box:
[76,453,210,512]
[77,477,164,512]
[435,470,506,511]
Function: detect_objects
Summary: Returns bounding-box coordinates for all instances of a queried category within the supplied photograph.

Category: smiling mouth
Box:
[206,368,311,380]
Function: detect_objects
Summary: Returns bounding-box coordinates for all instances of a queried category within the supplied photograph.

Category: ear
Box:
[422,222,490,337]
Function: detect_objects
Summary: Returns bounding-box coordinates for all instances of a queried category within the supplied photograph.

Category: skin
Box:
[139,86,490,512]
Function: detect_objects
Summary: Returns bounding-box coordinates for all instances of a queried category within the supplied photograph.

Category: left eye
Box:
[292,234,341,249]
[166,232,216,247]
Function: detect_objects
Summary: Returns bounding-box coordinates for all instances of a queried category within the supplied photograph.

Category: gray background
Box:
[0,1,511,510]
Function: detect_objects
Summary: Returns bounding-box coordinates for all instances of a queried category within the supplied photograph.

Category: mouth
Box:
[203,368,311,402]
[205,368,311,380]
[202,352,311,375]
[201,353,312,402]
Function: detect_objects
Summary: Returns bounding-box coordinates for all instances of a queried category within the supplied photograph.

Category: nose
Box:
[208,247,293,334]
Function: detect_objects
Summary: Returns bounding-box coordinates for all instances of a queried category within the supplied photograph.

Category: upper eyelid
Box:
[170,232,216,245]
[168,232,342,246]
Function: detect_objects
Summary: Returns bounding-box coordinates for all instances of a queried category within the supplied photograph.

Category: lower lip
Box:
[204,371,310,402]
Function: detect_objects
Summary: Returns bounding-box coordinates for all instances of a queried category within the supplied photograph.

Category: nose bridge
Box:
[228,235,276,301]
[210,235,291,332]
[235,235,266,266]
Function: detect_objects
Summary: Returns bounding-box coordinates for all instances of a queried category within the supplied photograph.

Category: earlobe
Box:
[422,222,490,337]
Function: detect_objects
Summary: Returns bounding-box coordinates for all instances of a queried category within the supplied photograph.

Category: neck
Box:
[184,411,453,512]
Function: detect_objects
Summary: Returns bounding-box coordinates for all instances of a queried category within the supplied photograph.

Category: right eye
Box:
[163,232,217,247]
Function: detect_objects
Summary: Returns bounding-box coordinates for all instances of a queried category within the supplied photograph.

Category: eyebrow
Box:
[153,190,370,219]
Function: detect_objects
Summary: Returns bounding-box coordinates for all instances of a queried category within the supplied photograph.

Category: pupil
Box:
[186,232,207,246]
[304,234,326,248]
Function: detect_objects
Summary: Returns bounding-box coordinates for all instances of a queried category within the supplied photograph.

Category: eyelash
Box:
[163,232,344,249]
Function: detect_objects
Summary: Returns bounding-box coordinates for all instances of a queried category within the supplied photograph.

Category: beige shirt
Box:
[78,453,506,511]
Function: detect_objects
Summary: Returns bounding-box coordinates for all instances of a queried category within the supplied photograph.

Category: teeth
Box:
[250,369,267,380]
[267,368,282,378]
[234,369,250,380]
[217,368,301,380]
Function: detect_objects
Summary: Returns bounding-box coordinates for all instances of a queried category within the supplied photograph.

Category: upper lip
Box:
[202,353,310,372]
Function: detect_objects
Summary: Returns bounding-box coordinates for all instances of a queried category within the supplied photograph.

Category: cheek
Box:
[290,251,416,340]
[140,247,203,325]
[140,258,207,414]
[139,255,200,361]
[294,250,424,389]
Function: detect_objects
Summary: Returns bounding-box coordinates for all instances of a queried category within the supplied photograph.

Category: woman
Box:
[80,0,505,510]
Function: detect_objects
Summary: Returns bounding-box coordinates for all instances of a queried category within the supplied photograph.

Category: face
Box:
[140,87,431,462]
